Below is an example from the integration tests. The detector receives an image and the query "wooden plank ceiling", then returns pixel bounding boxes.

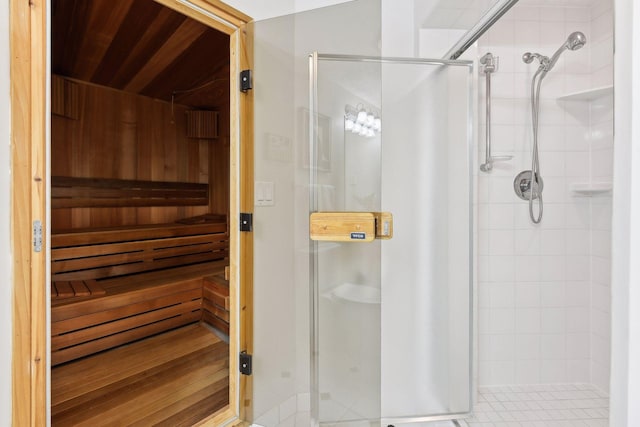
[52,0,230,110]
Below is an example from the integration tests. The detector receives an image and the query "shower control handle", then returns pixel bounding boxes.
[514,170,544,201]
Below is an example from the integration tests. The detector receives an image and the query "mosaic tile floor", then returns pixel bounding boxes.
[254,384,609,427]
[467,383,609,427]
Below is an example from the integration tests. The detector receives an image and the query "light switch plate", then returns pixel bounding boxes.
[255,181,275,206]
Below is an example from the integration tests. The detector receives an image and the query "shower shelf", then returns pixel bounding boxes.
[298,242,341,253]
[558,85,613,102]
[571,182,613,196]
[323,283,381,304]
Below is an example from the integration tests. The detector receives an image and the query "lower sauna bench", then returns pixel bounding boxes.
[202,274,231,335]
[50,220,229,366]
[51,264,226,366]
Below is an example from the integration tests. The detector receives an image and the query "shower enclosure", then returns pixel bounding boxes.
[250,0,613,426]
[309,53,473,425]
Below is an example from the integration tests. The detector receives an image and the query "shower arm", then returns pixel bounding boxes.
[479,53,512,173]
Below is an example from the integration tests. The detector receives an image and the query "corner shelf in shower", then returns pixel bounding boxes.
[298,242,341,254]
[557,85,614,102]
[571,182,613,196]
[322,283,381,304]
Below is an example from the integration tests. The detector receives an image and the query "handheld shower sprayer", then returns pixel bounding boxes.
[565,31,587,50]
[521,31,587,73]
[546,31,587,71]
[515,31,587,224]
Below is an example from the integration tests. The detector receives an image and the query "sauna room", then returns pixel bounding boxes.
[49,0,233,424]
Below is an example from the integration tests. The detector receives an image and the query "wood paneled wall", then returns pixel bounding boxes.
[210,108,230,215]
[51,76,229,230]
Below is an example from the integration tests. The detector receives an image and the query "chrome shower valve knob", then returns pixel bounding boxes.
[514,170,544,201]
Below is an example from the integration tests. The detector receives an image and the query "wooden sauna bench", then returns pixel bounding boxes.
[51,217,229,366]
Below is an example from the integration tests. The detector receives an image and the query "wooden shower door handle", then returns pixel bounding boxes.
[309,212,393,242]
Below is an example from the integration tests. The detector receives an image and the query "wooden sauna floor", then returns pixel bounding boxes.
[51,324,229,427]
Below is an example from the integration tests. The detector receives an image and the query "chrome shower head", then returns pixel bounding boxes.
[522,32,588,71]
[565,31,587,51]
[546,31,587,71]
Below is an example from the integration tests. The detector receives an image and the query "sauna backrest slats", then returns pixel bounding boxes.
[51,176,209,208]
[52,241,227,275]
[52,249,227,281]
[52,235,226,262]
[52,220,227,247]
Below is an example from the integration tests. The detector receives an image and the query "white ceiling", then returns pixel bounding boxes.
[415,0,495,30]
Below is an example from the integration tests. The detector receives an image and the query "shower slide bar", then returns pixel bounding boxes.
[480,52,512,173]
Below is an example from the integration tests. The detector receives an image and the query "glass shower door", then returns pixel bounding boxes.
[310,54,473,425]
[310,55,384,424]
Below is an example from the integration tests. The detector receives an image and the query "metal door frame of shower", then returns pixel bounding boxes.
[308,52,475,426]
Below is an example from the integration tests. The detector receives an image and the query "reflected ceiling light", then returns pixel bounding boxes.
[345,118,355,131]
[366,113,374,126]
[373,117,381,132]
[344,104,380,138]
[357,109,368,125]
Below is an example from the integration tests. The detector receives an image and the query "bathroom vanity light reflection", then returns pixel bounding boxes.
[344,104,381,138]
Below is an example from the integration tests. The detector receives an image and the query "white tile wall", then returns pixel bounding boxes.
[477,0,613,390]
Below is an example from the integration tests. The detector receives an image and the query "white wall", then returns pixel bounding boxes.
[294,0,355,14]
[0,0,12,423]
[220,0,295,21]
[252,12,298,425]
[589,0,614,393]
[381,0,414,56]
[611,1,640,425]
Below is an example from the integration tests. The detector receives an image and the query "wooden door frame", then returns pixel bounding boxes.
[9,0,254,425]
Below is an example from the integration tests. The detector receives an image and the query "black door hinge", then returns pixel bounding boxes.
[239,351,252,375]
[240,70,252,92]
[240,212,253,232]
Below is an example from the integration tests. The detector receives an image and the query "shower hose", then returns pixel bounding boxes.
[529,66,546,224]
